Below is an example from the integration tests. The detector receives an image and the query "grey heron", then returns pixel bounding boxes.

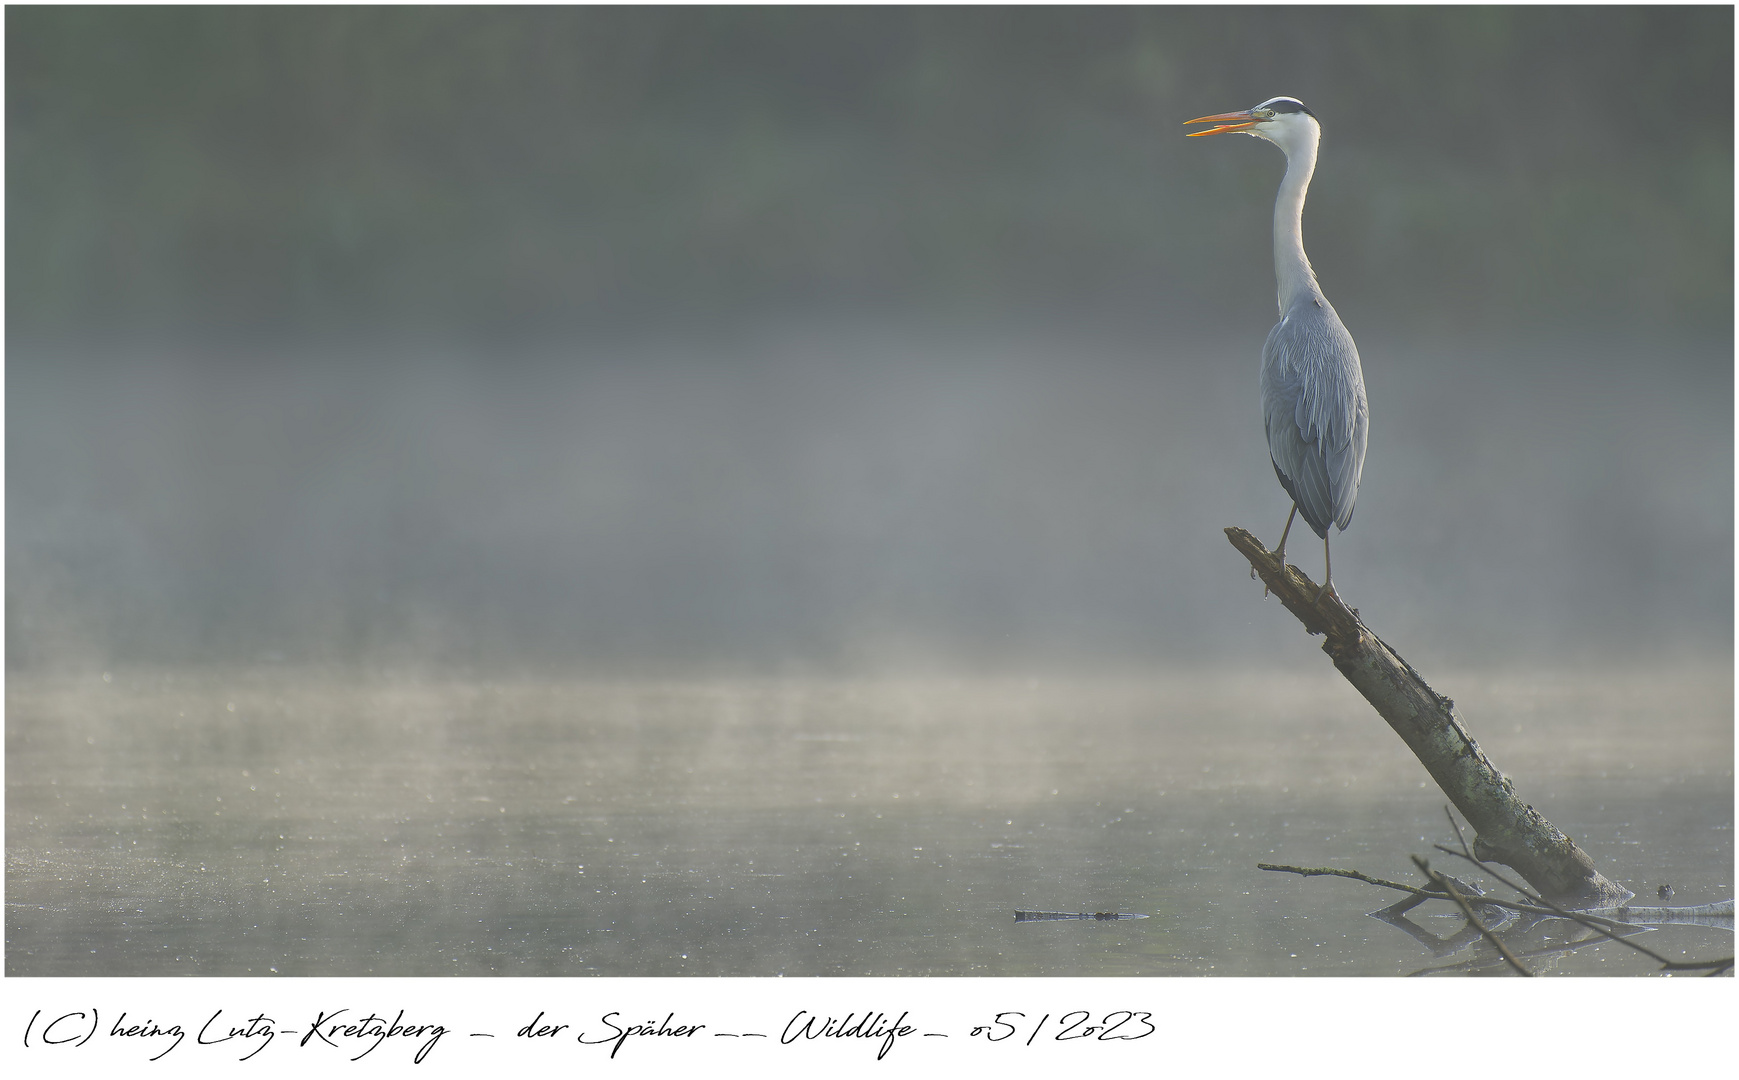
[1186,97,1368,599]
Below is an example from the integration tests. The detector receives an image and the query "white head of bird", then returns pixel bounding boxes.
[1184,96,1319,157]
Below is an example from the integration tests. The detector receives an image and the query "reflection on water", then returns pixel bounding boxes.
[7,665,1731,976]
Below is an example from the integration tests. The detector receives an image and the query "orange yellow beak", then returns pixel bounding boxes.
[1184,109,1260,136]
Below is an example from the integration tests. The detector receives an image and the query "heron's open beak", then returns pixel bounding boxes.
[1184,110,1260,136]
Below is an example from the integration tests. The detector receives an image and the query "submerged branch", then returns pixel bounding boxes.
[1260,813,1732,975]
[1259,861,1710,937]
[1430,836,1735,974]
[1412,854,1532,975]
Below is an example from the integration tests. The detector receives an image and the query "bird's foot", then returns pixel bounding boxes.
[1313,580,1336,603]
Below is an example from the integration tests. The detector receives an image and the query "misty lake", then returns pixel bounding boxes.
[9,4,1734,995]
[7,661,1730,977]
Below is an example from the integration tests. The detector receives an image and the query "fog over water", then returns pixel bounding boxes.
[7,322,1732,675]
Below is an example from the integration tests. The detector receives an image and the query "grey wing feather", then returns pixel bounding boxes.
[1260,300,1368,538]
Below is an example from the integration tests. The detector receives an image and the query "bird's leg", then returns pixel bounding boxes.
[1274,504,1298,562]
[1314,535,1335,602]
[1259,505,1300,592]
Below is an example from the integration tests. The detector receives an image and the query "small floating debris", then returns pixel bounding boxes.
[1013,910,1149,921]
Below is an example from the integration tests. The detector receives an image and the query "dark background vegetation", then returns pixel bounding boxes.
[8,6,1732,336]
[7,6,1733,672]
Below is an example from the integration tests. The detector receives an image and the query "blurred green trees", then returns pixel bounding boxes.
[7,6,1731,339]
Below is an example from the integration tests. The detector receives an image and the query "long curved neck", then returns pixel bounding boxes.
[1272,134,1322,313]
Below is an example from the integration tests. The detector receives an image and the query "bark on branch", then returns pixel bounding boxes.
[1226,525,1630,907]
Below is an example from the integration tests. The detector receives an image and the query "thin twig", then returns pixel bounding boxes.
[1444,805,1473,859]
[1258,863,1459,899]
[1412,855,1532,976]
[1259,862,1578,919]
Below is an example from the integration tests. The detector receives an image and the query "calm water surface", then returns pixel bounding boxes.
[7,665,1731,976]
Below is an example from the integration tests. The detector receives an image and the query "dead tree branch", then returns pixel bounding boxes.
[1227,525,1628,906]
[1257,862,1442,898]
